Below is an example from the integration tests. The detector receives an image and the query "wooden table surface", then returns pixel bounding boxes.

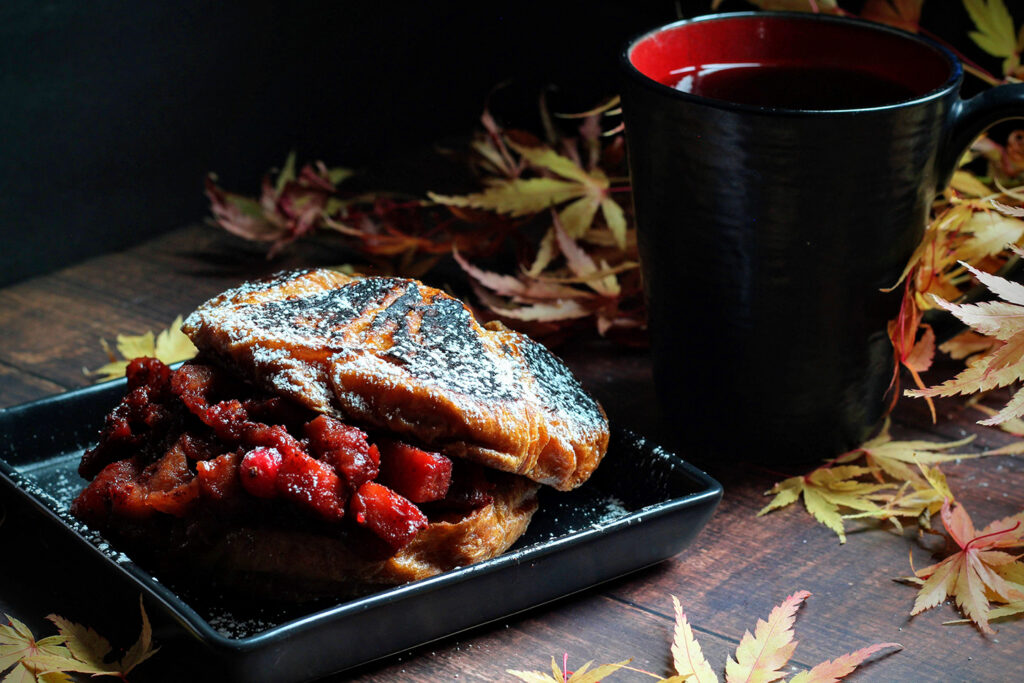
[1,223,1021,682]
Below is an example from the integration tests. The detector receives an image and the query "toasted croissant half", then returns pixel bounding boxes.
[72,270,608,598]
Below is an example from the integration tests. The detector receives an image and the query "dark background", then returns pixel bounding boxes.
[0,1,999,286]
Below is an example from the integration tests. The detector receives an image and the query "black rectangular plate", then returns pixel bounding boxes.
[0,381,722,682]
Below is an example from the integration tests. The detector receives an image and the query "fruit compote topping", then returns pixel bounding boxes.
[72,358,494,554]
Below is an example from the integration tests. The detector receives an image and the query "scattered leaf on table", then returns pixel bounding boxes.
[670,595,718,683]
[787,642,905,683]
[725,589,808,683]
[904,499,1024,633]
[834,419,977,486]
[507,656,629,682]
[87,315,197,382]
[510,593,899,682]
[670,592,900,683]
[759,466,890,543]
[0,600,157,681]
[864,463,954,531]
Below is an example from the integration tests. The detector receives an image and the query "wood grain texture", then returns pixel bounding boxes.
[0,224,1021,682]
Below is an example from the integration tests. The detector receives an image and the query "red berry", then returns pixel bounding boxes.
[350,482,428,550]
[239,447,283,499]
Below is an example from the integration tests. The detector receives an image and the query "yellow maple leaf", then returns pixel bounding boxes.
[0,600,157,681]
[964,0,1020,74]
[87,315,197,382]
[835,419,978,486]
[429,138,627,248]
[951,169,996,197]
[845,464,953,532]
[507,656,630,682]
[759,465,891,543]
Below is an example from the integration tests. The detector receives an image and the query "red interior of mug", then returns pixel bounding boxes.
[628,14,953,107]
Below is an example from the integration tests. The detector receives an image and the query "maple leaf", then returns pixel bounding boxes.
[845,464,953,532]
[0,616,72,680]
[759,465,891,543]
[429,137,628,248]
[552,213,621,297]
[964,0,1021,75]
[87,315,197,382]
[785,643,903,683]
[667,593,900,683]
[906,500,1024,633]
[724,590,807,683]
[939,330,999,361]
[953,209,1024,264]
[507,655,629,683]
[887,282,936,419]
[205,177,286,244]
[834,419,977,487]
[950,169,995,198]
[887,197,1024,315]
[669,595,718,683]
[1,600,157,681]
[906,256,1024,424]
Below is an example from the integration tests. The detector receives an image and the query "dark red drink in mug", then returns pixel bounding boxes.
[620,12,1024,461]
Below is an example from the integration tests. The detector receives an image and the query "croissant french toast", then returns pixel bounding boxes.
[71,271,609,598]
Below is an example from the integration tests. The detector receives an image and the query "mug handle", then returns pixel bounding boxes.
[940,84,1024,189]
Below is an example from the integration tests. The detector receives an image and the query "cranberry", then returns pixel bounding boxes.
[239,447,283,499]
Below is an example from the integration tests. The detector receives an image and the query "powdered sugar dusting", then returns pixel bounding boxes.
[182,270,609,489]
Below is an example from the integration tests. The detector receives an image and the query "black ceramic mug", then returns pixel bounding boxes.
[620,12,1024,461]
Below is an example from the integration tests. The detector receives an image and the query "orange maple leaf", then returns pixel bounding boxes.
[887,280,936,419]
[908,499,1024,634]
[669,592,900,683]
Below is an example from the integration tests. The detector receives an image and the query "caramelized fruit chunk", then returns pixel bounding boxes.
[276,452,347,522]
[378,440,452,503]
[304,415,379,488]
[71,460,142,523]
[239,446,282,499]
[79,358,179,479]
[350,482,428,551]
[196,452,243,501]
[146,480,200,517]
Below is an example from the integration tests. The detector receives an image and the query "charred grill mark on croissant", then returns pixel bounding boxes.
[183,270,609,491]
